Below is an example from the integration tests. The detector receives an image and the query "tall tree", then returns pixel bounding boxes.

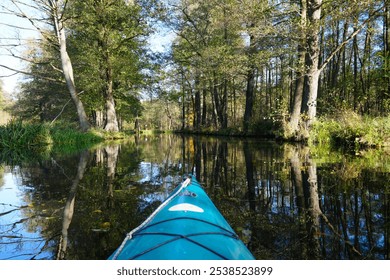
[3,0,91,131]
[172,0,247,130]
[287,0,307,138]
[302,0,322,128]
[287,0,384,138]
[12,42,71,122]
[70,0,149,132]
[385,0,390,101]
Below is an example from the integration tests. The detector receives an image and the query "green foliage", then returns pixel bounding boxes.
[249,119,280,137]
[0,121,104,159]
[310,112,390,150]
[0,120,52,150]
[11,38,75,123]
[140,98,181,131]
[68,0,151,124]
[5,0,390,137]
[50,123,103,147]
[13,0,156,128]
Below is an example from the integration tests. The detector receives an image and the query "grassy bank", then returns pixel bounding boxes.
[310,112,390,150]
[0,121,104,151]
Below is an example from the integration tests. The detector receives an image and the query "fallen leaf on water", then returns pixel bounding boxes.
[101,222,110,228]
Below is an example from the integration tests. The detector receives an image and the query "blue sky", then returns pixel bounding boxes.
[0,0,40,95]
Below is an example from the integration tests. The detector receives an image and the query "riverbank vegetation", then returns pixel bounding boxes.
[310,113,390,150]
[0,0,389,149]
[0,121,103,151]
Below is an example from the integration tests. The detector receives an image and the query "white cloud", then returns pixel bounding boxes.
[148,28,176,53]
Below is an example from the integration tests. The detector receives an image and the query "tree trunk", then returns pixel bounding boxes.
[134,116,140,133]
[384,2,390,113]
[222,79,228,129]
[181,73,186,130]
[353,34,359,111]
[288,0,307,137]
[102,42,119,132]
[244,68,255,133]
[303,0,322,128]
[56,17,90,131]
[104,91,119,132]
[341,20,349,100]
[194,77,201,130]
[92,110,104,128]
[306,70,321,126]
[201,88,207,126]
[289,65,305,134]
[212,76,221,128]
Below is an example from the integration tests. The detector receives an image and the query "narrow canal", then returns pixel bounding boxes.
[1,134,389,259]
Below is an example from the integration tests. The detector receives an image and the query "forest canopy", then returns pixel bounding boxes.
[0,0,389,140]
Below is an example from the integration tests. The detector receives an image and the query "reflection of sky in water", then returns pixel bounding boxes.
[1,173,21,206]
[137,162,182,210]
[0,158,185,259]
[138,162,161,184]
[0,172,51,260]
[0,136,388,260]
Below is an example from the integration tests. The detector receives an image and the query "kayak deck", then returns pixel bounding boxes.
[109,176,255,260]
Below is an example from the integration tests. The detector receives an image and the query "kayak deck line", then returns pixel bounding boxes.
[129,232,236,260]
[135,216,239,238]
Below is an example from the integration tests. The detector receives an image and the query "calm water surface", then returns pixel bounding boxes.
[0,134,389,259]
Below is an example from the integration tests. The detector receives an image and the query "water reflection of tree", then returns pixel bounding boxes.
[1,135,389,259]
[57,151,89,259]
[1,137,177,259]
[290,145,321,259]
[105,145,119,208]
[187,137,389,259]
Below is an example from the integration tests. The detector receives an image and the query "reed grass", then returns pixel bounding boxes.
[0,120,104,151]
[0,120,52,149]
[310,112,390,150]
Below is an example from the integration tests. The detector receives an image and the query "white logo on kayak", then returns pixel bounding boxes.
[168,203,204,213]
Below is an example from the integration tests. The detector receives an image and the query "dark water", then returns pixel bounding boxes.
[0,134,389,260]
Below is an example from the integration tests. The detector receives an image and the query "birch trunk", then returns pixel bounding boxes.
[303,0,322,128]
[57,151,89,259]
[52,1,90,131]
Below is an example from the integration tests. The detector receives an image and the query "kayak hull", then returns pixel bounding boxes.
[109,176,255,260]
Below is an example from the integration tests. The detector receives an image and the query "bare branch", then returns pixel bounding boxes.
[0,72,19,78]
[7,0,53,42]
[2,51,54,67]
[50,91,84,125]
[319,4,385,72]
[0,22,38,32]
[0,205,29,217]
[0,63,64,83]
